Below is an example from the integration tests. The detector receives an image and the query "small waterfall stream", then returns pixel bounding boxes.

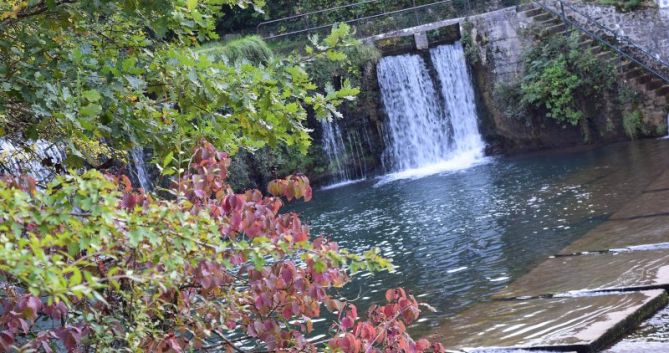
[129,147,152,192]
[320,120,368,188]
[377,42,487,182]
[321,120,351,184]
[0,139,64,184]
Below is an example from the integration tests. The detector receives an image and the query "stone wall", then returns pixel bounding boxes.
[568,1,669,63]
[462,2,669,153]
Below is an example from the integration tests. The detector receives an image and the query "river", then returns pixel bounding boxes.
[290,139,669,337]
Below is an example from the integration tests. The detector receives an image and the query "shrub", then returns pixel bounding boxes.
[198,36,274,65]
[598,0,643,12]
[518,32,615,133]
[494,82,530,123]
[461,21,480,65]
[622,109,645,138]
[0,140,444,353]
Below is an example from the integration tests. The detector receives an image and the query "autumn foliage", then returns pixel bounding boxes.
[0,140,443,352]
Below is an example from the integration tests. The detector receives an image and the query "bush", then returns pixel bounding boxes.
[494,82,530,123]
[622,109,646,138]
[518,32,615,132]
[461,21,480,65]
[598,0,643,12]
[0,140,444,353]
[306,41,381,91]
[198,36,274,65]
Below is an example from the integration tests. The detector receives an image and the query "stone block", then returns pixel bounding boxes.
[414,32,429,50]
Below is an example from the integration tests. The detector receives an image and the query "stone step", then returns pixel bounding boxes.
[626,67,645,79]
[656,85,669,96]
[516,3,537,12]
[647,77,665,90]
[537,17,562,27]
[432,290,666,352]
[532,12,554,22]
[621,60,638,71]
[579,38,595,47]
[520,7,544,17]
[636,74,657,85]
[493,247,669,299]
[652,94,668,106]
[596,51,614,61]
[543,23,567,36]
[590,44,605,54]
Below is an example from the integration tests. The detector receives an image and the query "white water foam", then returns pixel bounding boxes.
[375,150,490,186]
[319,178,366,190]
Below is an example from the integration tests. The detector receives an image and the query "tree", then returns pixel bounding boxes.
[0,0,358,168]
[0,140,444,353]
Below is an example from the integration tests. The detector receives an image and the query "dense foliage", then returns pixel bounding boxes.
[521,32,615,127]
[0,140,444,353]
[597,0,643,12]
[0,0,358,169]
[197,36,275,65]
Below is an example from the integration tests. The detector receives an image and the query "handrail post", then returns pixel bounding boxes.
[559,0,569,31]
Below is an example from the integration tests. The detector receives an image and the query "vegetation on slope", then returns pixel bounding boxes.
[0,1,444,352]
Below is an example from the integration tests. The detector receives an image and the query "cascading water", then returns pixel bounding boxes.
[129,147,152,192]
[377,42,487,183]
[0,139,64,185]
[431,43,486,158]
[320,120,368,188]
[377,54,452,172]
[321,120,352,184]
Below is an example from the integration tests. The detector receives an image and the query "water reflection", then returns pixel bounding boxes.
[288,140,669,336]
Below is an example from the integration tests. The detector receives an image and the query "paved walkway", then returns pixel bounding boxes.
[430,169,669,352]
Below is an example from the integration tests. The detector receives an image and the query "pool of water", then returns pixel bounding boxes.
[288,139,669,336]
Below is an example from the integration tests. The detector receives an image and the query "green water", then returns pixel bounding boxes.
[289,140,669,335]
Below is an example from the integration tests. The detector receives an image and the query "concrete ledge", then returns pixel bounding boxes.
[558,215,669,255]
[610,190,669,220]
[432,290,667,353]
[493,249,669,299]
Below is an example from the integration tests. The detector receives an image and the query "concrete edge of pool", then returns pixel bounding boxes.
[432,169,669,352]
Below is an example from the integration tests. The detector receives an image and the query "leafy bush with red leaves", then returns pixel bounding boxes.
[0,140,443,353]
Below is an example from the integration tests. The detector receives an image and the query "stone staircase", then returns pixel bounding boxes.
[516,1,669,123]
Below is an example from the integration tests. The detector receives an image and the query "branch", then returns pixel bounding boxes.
[1,0,77,26]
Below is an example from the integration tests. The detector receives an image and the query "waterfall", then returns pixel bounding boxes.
[377,54,451,171]
[377,42,487,183]
[321,120,351,184]
[431,43,486,157]
[0,139,64,185]
[129,147,152,192]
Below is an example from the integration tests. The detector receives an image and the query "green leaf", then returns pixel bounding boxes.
[82,89,101,102]
[79,104,102,118]
[69,267,82,287]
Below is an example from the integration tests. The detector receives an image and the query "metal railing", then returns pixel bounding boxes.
[257,0,518,41]
[534,0,669,84]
